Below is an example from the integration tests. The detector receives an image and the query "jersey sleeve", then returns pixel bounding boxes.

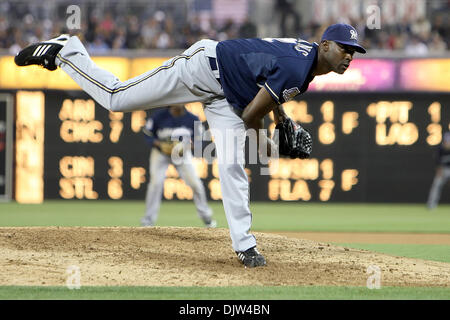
[264,57,306,104]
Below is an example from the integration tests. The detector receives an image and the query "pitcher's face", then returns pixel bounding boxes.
[323,40,355,74]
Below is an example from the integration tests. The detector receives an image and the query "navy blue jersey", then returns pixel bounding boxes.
[143,109,201,147]
[216,38,318,110]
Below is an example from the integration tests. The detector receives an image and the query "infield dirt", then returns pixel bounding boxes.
[1,227,449,287]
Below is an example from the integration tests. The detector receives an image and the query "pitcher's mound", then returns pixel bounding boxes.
[1,227,449,287]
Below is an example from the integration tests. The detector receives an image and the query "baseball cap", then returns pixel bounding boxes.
[321,23,367,54]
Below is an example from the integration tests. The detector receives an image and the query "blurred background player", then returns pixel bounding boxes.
[427,131,450,210]
[141,105,216,228]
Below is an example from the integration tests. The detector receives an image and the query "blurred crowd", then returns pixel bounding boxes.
[302,15,448,56]
[0,0,448,56]
[0,0,257,55]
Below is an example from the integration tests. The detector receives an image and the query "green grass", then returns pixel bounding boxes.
[335,243,450,263]
[0,286,449,300]
[1,201,450,233]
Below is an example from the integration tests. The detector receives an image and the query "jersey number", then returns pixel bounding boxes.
[262,38,313,57]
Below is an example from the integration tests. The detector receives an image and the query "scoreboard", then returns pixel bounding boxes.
[0,94,12,201]
[11,89,450,203]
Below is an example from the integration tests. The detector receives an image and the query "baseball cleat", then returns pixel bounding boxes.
[205,219,217,228]
[14,34,69,71]
[236,246,266,268]
[140,218,154,227]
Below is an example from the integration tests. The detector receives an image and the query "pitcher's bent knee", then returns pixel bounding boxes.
[109,96,126,112]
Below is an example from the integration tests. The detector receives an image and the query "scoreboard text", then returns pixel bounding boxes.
[13,90,450,203]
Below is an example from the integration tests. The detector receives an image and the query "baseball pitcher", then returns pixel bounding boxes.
[15,23,366,267]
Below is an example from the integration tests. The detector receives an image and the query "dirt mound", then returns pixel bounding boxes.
[0,227,449,287]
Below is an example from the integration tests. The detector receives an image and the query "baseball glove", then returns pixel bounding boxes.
[275,118,312,159]
[159,141,183,157]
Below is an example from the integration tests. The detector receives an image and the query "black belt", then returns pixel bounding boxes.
[208,57,221,86]
[208,56,218,70]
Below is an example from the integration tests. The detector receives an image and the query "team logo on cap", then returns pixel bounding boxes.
[350,29,358,40]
